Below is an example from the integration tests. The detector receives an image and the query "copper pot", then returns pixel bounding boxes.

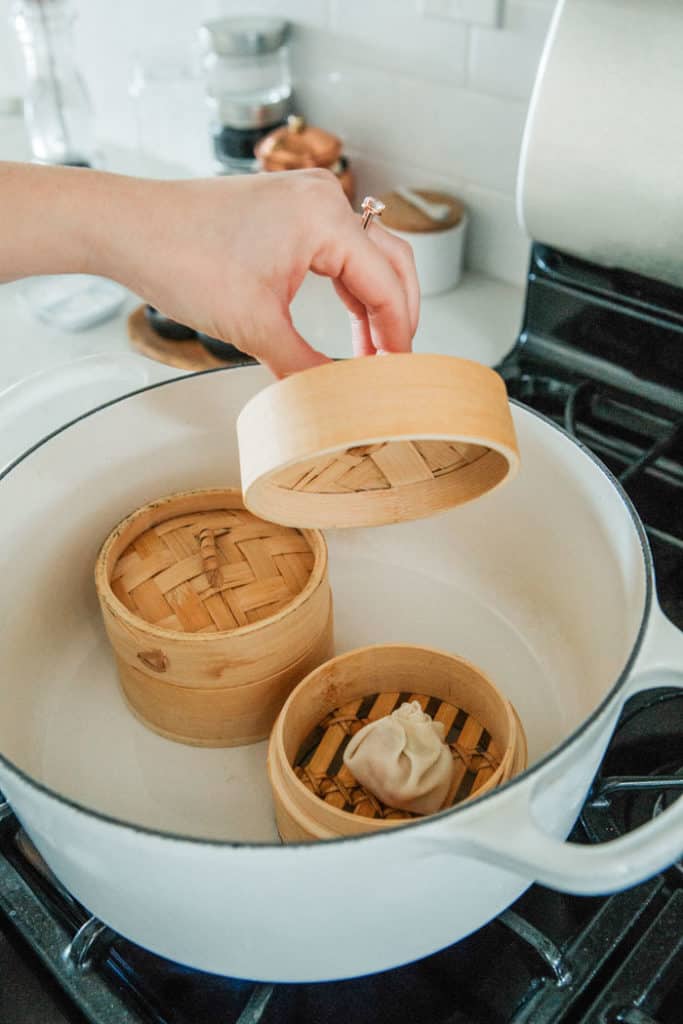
[254,115,354,202]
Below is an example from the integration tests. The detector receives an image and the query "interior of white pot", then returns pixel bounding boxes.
[0,365,647,841]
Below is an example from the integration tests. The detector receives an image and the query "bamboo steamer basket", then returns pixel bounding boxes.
[117,610,333,747]
[237,354,520,529]
[95,488,331,746]
[268,644,527,842]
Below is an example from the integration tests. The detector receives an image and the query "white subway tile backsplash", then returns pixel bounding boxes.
[461,180,529,285]
[0,0,22,103]
[327,0,467,84]
[467,12,549,100]
[240,1,542,283]
[71,0,329,152]
[420,0,502,29]
[206,0,330,28]
[503,1,555,33]
[395,78,527,196]
[292,47,527,194]
[10,0,545,285]
[340,151,459,214]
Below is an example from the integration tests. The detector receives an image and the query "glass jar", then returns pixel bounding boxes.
[12,0,96,167]
[199,16,292,174]
[11,2,124,331]
[128,46,212,175]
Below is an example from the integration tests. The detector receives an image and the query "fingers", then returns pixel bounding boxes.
[240,296,331,378]
[286,171,418,359]
[260,324,330,378]
[312,206,418,355]
[334,230,414,354]
[365,223,420,338]
[332,279,375,357]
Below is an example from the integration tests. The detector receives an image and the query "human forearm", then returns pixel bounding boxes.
[0,161,124,282]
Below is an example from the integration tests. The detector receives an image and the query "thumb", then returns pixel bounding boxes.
[256,310,331,379]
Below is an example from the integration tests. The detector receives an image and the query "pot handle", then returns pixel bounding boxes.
[626,600,683,698]
[431,605,683,895]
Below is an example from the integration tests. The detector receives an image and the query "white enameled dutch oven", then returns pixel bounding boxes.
[0,360,681,982]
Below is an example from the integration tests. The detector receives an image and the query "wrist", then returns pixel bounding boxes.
[0,162,157,283]
[78,170,160,287]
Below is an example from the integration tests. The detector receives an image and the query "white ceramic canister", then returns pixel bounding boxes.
[380,189,467,296]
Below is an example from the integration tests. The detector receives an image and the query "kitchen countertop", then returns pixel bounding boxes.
[0,269,524,396]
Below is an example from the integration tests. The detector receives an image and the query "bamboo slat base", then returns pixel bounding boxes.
[294,690,504,820]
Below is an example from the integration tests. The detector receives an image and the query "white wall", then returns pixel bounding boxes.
[0,0,21,108]
[1,0,557,284]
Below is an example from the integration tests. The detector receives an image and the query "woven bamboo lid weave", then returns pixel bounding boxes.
[238,354,520,529]
[108,493,316,634]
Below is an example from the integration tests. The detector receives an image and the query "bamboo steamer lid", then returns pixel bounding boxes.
[237,353,519,529]
[101,491,321,640]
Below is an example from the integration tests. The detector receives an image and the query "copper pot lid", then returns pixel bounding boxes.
[254,115,343,171]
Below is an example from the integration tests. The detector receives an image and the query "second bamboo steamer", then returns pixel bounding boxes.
[95,488,332,746]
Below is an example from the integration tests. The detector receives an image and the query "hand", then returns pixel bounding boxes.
[1,162,419,377]
[102,169,419,376]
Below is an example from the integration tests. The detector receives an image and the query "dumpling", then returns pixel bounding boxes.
[343,701,454,815]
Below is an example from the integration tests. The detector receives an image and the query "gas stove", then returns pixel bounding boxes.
[500,245,683,632]
[0,692,680,1024]
[0,243,680,1023]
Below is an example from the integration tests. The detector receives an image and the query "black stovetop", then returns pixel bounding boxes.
[0,244,680,1024]
[500,245,683,632]
[0,684,680,1024]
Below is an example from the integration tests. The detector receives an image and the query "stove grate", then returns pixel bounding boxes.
[576,890,683,1024]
